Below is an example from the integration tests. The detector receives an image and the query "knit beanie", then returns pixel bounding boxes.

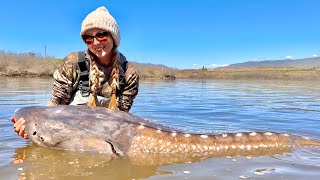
[80,6,120,47]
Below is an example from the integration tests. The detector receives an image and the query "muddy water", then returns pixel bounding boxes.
[0,77,319,179]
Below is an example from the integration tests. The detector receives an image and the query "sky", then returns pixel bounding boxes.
[1,0,320,69]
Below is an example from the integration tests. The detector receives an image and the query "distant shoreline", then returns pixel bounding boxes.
[0,72,53,77]
[2,52,320,80]
[2,67,320,81]
[175,67,320,81]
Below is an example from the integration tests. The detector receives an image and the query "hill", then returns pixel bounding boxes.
[225,57,320,68]
[131,62,176,79]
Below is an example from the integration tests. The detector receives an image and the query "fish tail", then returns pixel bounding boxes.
[297,137,320,147]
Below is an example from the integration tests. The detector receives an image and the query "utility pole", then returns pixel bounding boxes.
[44,45,47,58]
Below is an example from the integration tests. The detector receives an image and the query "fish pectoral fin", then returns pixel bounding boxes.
[105,140,123,156]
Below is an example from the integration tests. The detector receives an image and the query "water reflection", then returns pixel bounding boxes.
[12,145,170,180]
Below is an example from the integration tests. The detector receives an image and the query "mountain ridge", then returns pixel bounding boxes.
[225,57,320,68]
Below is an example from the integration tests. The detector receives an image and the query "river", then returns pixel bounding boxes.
[0,77,319,179]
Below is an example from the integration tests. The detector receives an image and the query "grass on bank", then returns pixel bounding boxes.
[1,51,320,80]
[0,51,176,79]
[177,67,320,80]
[0,51,59,76]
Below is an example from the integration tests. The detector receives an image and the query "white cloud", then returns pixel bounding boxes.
[312,54,318,57]
[285,55,293,59]
[192,64,201,68]
[208,64,229,68]
[191,63,229,69]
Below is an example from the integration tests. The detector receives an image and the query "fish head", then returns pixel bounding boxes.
[27,118,72,147]
[14,106,80,147]
[14,106,122,156]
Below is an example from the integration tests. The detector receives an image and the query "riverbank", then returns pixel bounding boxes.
[0,51,176,79]
[2,51,320,80]
[0,52,59,77]
[3,66,320,81]
[176,67,320,80]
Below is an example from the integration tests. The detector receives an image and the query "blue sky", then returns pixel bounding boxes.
[1,0,320,69]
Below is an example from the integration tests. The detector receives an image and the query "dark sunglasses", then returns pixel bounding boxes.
[82,31,110,44]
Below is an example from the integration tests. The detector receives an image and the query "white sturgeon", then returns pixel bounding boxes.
[14,105,320,165]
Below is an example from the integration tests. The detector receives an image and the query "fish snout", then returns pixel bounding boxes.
[26,122,53,146]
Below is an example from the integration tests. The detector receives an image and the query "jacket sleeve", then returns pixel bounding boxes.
[118,62,139,111]
[50,53,78,105]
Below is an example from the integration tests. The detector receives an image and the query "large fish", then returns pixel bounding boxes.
[14,105,320,165]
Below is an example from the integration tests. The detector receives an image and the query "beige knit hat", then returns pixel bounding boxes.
[80,6,120,47]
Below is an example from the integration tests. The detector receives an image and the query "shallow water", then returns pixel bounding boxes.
[0,77,319,179]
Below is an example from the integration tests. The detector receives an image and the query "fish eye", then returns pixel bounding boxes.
[33,131,37,135]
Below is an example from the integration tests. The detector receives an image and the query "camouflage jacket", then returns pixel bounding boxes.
[50,50,139,111]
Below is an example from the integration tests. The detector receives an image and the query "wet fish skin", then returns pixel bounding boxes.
[14,105,320,165]
[15,105,147,156]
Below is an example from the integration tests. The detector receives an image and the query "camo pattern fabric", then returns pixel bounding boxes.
[50,50,139,111]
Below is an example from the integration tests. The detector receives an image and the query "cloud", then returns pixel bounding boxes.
[191,63,229,69]
[285,55,293,59]
[191,64,201,68]
[208,64,229,68]
[312,54,318,57]
[191,64,229,68]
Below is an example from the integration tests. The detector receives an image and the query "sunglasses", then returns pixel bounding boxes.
[82,31,110,44]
